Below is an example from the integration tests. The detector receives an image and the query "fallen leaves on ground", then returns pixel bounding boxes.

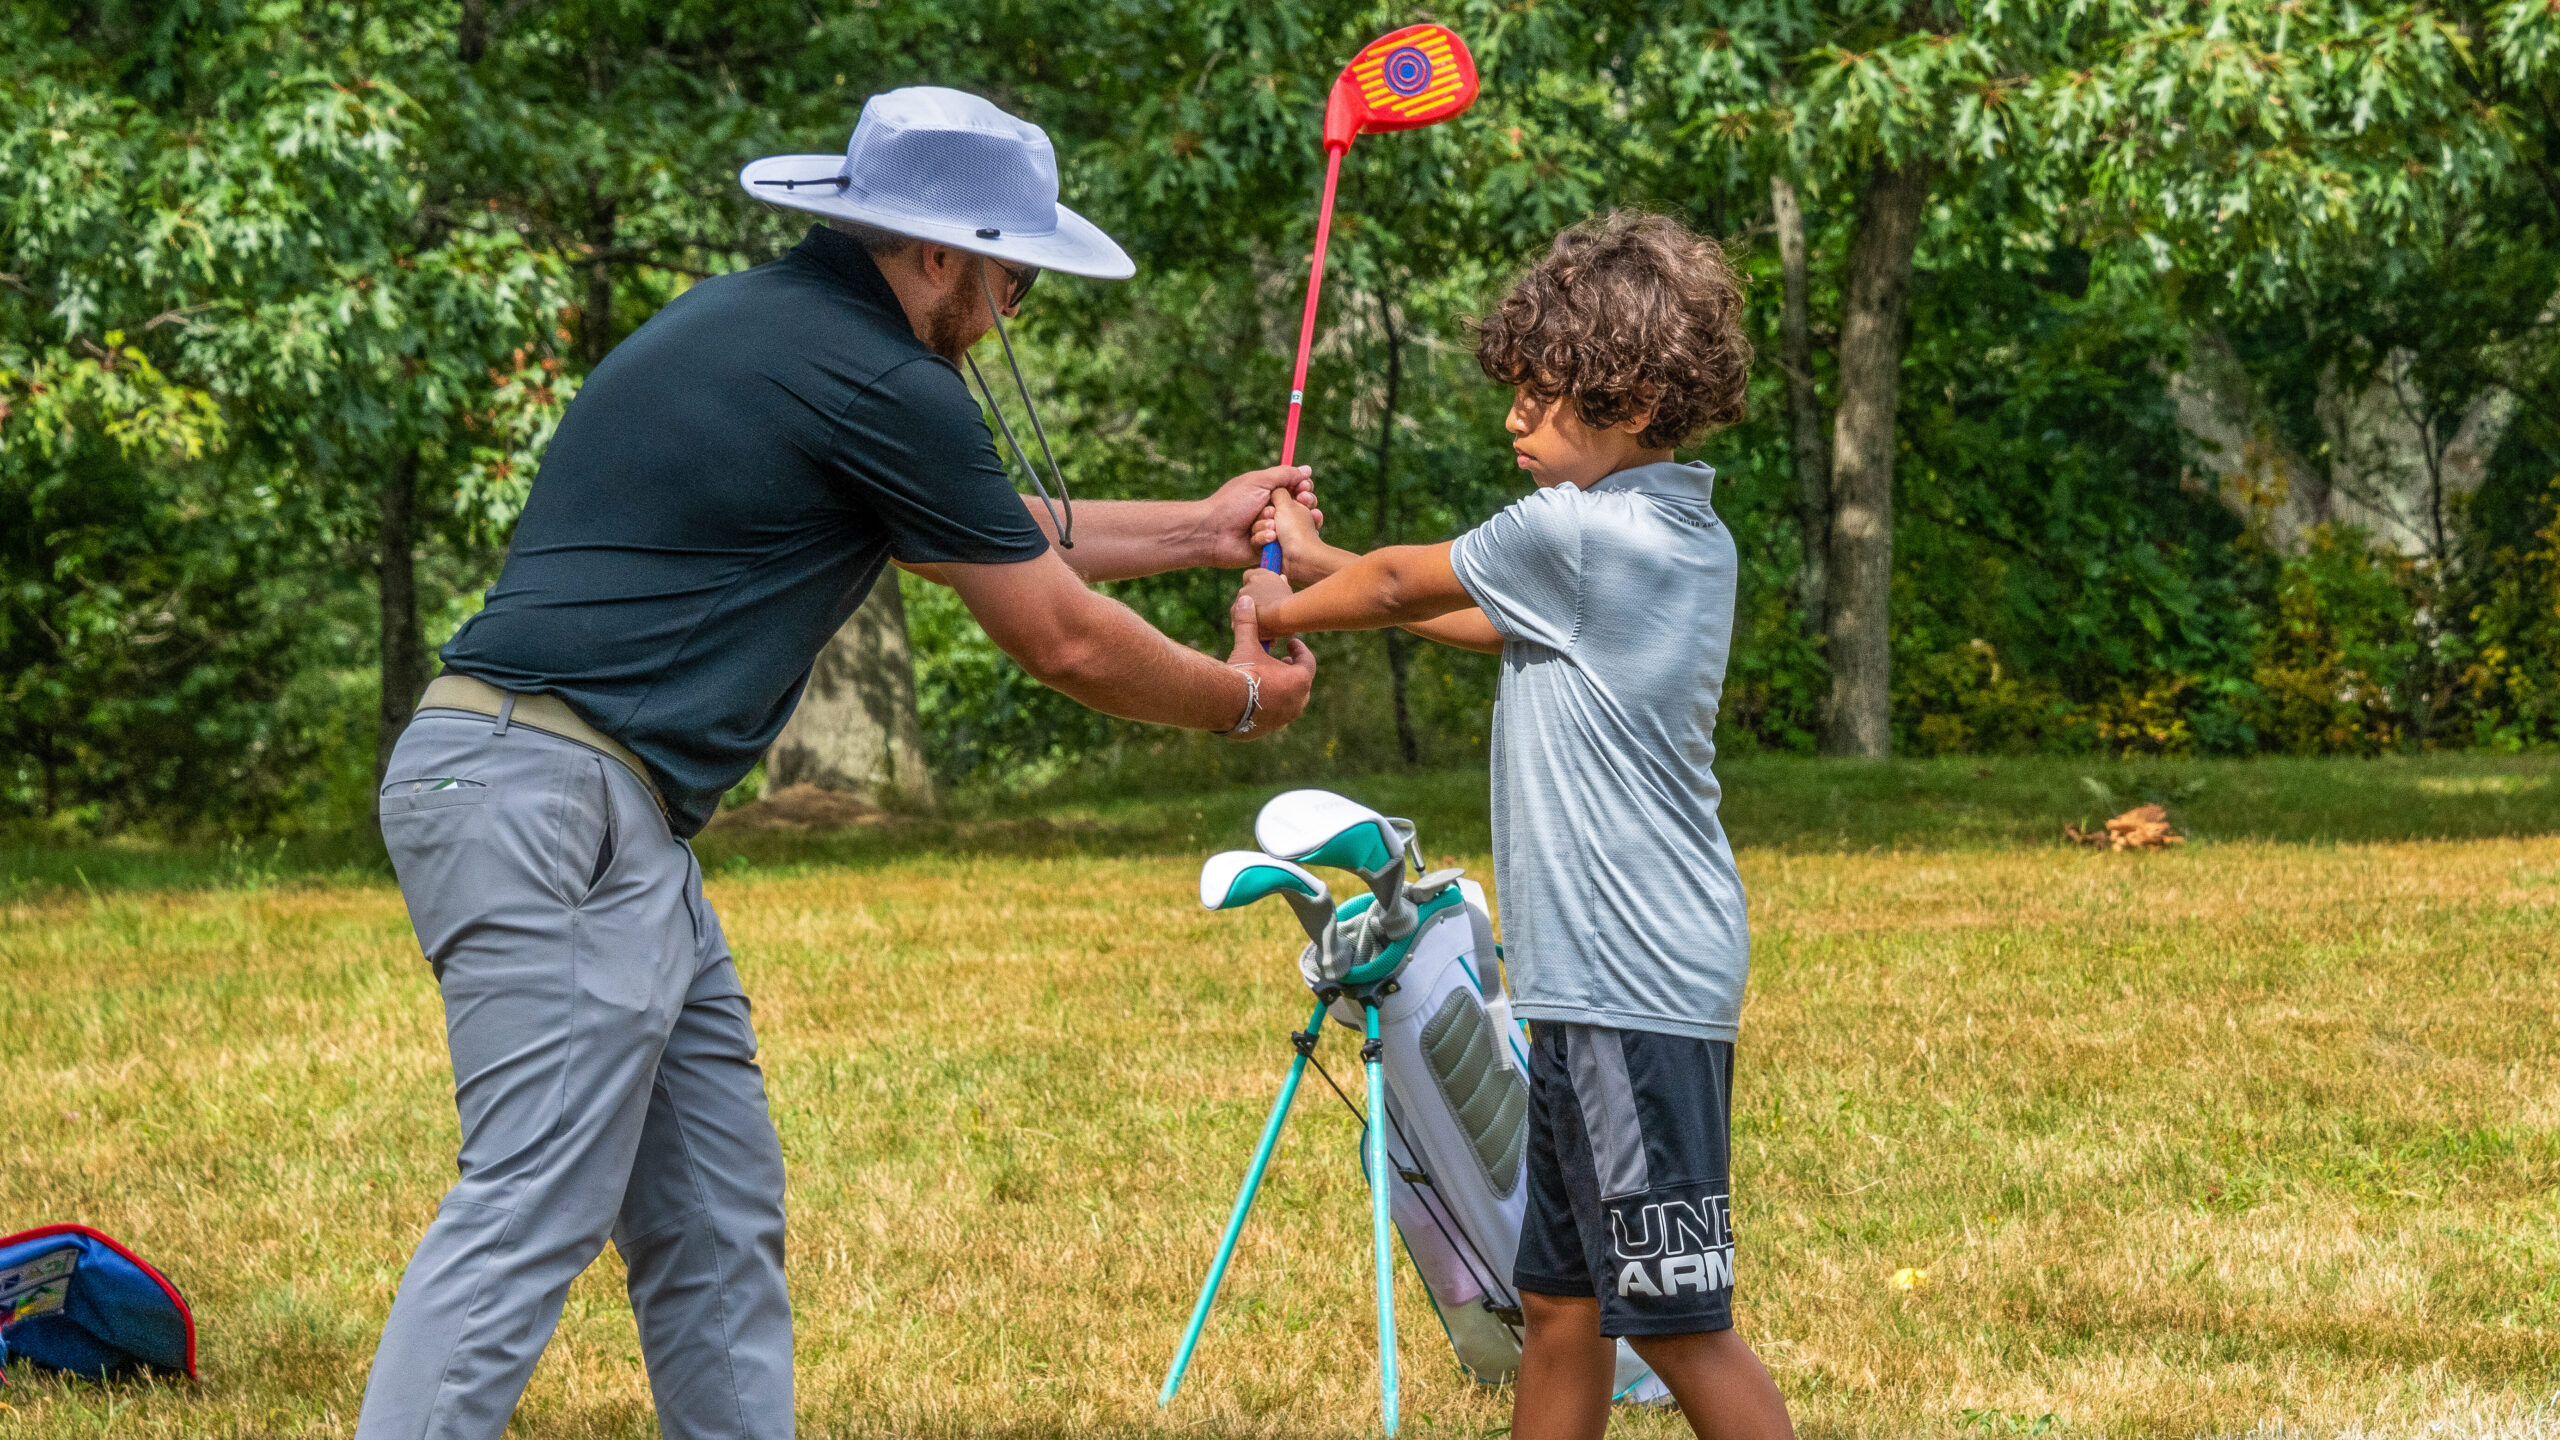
[2066,802,2184,851]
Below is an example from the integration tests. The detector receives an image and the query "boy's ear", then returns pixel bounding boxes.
[1613,405,1656,437]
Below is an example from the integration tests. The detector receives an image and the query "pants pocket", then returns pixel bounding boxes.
[564,755,619,907]
[380,786,501,966]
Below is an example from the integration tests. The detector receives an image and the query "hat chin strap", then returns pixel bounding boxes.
[964,266,1074,550]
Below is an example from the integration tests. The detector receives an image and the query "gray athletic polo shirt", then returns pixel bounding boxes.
[1449,460,1747,1042]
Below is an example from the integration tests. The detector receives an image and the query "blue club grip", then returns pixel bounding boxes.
[1252,541,1285,655]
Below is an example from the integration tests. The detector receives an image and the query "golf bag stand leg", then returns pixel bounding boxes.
[1363,997,1401,1436]
[1159,998,1333,1408]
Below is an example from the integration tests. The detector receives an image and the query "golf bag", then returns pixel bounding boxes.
[1314,875,1668,1403]
[0,1224,196,1381]
[1174,791,1672,1419]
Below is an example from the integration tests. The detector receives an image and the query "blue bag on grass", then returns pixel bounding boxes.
[0,1225,196,1381]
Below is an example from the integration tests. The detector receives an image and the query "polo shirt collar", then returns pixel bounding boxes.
[1591,460,1716,502]
[790,224,903,312]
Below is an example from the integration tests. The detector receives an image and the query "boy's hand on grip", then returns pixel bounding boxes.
[1235,568,1296,644]
[1257,490,1337,585]
[1237,565,1292,614]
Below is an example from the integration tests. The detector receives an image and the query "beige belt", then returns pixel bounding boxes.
[416,674,668,819]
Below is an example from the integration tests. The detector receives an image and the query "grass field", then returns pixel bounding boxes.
[0,758,2556,1436]
[17,751,2560,898]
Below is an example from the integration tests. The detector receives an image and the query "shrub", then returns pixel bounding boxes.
[2241,528,2418,755]
[2458,479,2560,749]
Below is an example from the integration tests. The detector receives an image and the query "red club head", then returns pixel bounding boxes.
[1322,23,1480,154]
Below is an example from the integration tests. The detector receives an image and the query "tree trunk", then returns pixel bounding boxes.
[376,448,428,794]
[1771,174,1833,639]
[1383,628,1420,767]
[1372,289,1418,767]
[457,0,487,62]
[768,575,936,811]
[582,181,617,365]
[1819,158,1932,759]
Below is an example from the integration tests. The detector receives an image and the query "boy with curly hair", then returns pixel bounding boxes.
[1244,210,1791,1440]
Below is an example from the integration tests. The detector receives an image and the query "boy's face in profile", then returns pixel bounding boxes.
[1505,388,1671,491]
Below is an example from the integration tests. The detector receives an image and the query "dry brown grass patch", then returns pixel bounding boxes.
[0,839,2551,1436]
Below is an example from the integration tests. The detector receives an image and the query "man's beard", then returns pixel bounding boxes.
[923,262,984,361]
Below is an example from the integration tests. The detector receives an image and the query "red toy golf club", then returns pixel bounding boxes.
[1261,24,1481,574]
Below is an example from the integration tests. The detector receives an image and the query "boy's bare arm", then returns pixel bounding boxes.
[1259,491,1504,654]
[1253,541,1475,637]
[1402,609,1505,654]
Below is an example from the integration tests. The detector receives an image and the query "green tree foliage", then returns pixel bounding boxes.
[3,3,575,829]
[12,0,2560,833]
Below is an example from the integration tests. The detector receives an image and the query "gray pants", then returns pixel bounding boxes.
[358,711,792,1440]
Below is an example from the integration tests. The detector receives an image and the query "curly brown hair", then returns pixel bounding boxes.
[1475,210,1752,450]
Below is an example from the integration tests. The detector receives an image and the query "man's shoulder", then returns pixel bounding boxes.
[659,255,956,408]
[649,257,825,325]
[685,251,915,342]
[847,347,977,436]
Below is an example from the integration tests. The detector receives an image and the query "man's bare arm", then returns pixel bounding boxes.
[1018,498,1216,583]
[1013,464,1323,582]
[935,549,1314,736]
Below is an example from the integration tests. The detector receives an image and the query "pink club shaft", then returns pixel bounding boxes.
[1264,145,1347,574]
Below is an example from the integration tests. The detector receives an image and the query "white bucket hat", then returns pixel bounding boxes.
[739,86,1134,280]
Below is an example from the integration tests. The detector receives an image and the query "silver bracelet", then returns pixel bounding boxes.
[1216,665,1261,738]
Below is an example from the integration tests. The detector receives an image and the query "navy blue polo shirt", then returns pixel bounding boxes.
[440,225,1049,836]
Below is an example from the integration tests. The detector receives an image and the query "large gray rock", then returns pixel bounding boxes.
[2173,328,2518,558]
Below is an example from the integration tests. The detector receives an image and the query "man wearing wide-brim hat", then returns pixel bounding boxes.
[356,87,1315,1439]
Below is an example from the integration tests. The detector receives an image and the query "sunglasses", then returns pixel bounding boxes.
[988,257,1040,311]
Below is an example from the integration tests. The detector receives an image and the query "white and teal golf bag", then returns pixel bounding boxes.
[1168,790,1668,1419]
[1315,872,1667,1401]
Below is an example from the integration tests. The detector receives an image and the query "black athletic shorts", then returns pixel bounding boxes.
[1514,1022,1736,1337]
